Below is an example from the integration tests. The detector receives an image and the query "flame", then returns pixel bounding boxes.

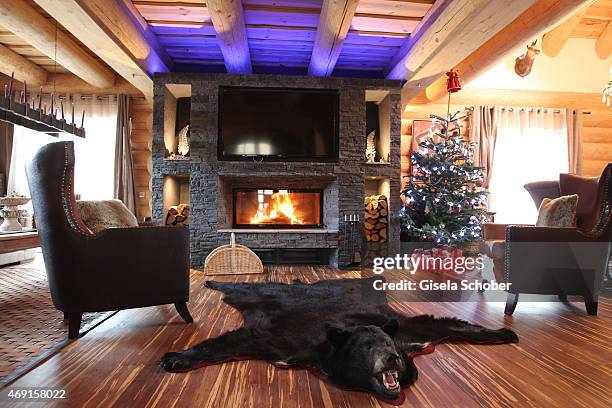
[250,192,304,225]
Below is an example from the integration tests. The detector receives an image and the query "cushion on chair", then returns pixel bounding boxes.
[559,173,599,229]
[76,199,138,234]
[536,194,578,227]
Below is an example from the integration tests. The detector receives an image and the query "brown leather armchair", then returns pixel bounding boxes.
[26,142,193,338]
[485,164,611,316]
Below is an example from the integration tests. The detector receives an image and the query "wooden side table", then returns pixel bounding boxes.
[0,231,40,254]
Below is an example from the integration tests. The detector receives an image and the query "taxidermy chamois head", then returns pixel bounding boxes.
[514,40,540,78]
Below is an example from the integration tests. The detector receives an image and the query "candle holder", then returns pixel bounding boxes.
[0,72,85,138]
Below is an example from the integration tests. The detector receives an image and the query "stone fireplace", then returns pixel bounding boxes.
[152,73,402,268]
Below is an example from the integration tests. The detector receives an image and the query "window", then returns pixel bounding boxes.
[488,108,568,224]
[7,96,117,204]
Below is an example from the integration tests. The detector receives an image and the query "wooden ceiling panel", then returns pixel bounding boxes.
[356,0,432,18]
[166,53,225,62]
[571,0,612,39]
[350,16,419,35]
[130,0,204,3]
[171,58,225,66]
[337,52,391,63]
[134,3,210,22]
[572,17,609,38]
[5,45,46,57]
[251,58,311,67]
[584,2,612,19]
[0,31,30,46]
[243,8,320,28]
[148,20,213,28]
[0,27,72,75]
[152,25,217,36]
[341,44,398,57]
[250,42,313,52]
[246,27,316,42]
[243,0,323,7]
[164,46,224,56]
[335,61,386,70]
[157,36,218,47]
[344,33,407,46]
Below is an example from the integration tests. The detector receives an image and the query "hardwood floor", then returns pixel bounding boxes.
[4,266,611,407]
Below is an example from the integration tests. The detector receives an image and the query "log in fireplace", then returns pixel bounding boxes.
[233,189,323,228]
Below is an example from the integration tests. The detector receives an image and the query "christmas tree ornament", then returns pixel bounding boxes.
[446,70,462,93]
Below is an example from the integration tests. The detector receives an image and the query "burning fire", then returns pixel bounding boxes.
[250,192,304,225]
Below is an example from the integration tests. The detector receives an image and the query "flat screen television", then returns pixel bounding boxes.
[218,87,339,161]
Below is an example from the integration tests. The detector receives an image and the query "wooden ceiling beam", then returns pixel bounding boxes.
[207,0,252,74]
[0,0,115,89]
[541,7,589,57]
[387,0,537,105]
[0,43,48,86]
[420,0,596,105]
[433,87,606,110]
[145,19,409,38]
[0,73,142,96]
[385,0,538,104]
[117,0,174,71]
[31,0,173,100]
[308,0,360,76]
[595,20,612,59]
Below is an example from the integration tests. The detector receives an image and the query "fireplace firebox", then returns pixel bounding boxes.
[233,189,323,228]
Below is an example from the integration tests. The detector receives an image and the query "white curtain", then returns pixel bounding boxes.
[8,95,117,204]
[488,107,568,224]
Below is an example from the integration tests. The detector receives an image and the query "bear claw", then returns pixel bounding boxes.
[497,328,519,343]
[160,352,196,372]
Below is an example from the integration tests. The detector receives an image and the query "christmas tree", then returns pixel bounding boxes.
[400,113,487,245]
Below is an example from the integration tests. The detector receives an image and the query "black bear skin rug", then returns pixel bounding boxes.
[161,277,518,405]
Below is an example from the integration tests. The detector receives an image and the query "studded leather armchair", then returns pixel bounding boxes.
[26,141,192,338]
[502,164,611,316]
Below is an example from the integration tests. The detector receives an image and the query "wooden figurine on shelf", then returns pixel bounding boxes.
[365,130,376,163]
[176,122,190,157]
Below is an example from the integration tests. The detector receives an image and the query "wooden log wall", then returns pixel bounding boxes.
[130,97,153,220]
[583,108,612,177]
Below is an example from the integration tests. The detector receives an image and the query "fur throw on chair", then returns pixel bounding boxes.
[76,199,138,234]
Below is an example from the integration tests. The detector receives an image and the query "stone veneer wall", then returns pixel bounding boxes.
[152,73,401,268]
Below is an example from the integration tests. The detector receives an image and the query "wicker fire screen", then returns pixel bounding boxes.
[203,233,264,275]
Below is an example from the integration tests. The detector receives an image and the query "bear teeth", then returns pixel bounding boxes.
[382,370,399,390]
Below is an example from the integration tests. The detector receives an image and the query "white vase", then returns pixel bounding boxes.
[0,196,31,232]
[0,206,24,232]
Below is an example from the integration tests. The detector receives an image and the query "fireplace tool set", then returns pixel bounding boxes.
[340,213,362,268]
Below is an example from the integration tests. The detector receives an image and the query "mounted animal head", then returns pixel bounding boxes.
[323,320,417,403]
[514,40,540,78]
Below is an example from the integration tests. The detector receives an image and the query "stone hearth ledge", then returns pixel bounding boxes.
[217,228,339,234]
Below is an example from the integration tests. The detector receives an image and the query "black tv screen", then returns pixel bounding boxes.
[218,87,339,161]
